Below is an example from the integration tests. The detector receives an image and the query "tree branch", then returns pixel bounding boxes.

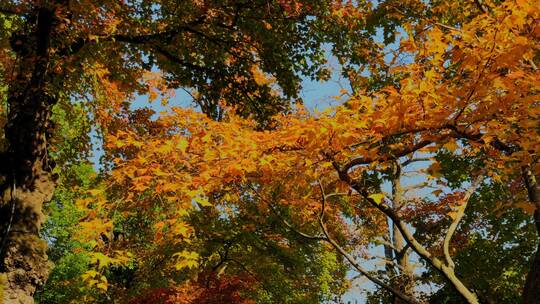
[474,0,488,13]
[443,175,483,269]
[0,7,18,15]
[333,161,480,304]
[401,157,432,167]
[0,3,25,16]
[58,15,209,56]
[316,180,420,304]
[152,45,207,73]
[343,139,437,172]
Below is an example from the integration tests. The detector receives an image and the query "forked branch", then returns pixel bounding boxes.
[333,161,480,304]
[316,180,421,304]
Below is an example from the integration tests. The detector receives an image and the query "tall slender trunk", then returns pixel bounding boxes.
[0,3,59,303]
[391,163,414,303]
[382,225,398,303]
[522,168,540,304]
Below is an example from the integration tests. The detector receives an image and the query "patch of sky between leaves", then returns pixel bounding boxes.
[88,44,346,169]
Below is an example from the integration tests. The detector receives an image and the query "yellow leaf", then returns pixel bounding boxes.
[96,282,108,291]
[194,196,212,207]
[173,221,192,238]
[81,270,99,281]
[156,141,174,154]
[368,193,385,204]
[173,250,199,270]
[443,139,459,152]
[88,189,103,196]
[96,276,108,291]
[91,252,112,269]
[201,133,212,143]
[177,139,188,152]
[262,20,272,30]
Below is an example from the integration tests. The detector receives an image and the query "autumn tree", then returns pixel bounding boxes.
[93,1,539,303]
[64,105,349,302]
[0,0,373,302]
[1,0,537,303]
[410,152,537,304]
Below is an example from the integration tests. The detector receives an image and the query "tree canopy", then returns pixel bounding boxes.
[0,0,539,303]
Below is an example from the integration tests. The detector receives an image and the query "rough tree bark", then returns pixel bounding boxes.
[0,2,61,303]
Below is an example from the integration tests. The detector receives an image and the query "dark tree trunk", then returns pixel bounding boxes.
[523,238,540,304]
[0,3,60,303]
[522,168,540,304]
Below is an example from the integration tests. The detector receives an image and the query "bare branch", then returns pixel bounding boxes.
[343,139,437,172]
[372,255,422,276]
[402,157,432,167]
[377,238,399,252]
[443,175,483,269]
[58,15,209,56]
[325,192,352,199]
[389,4,461,32]
[433,22,461,32]
[317,179,327,222]
[315,183,420,304]
[333,162,480,304]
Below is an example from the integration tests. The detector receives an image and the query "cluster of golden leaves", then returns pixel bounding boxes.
[78,0,539,292]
